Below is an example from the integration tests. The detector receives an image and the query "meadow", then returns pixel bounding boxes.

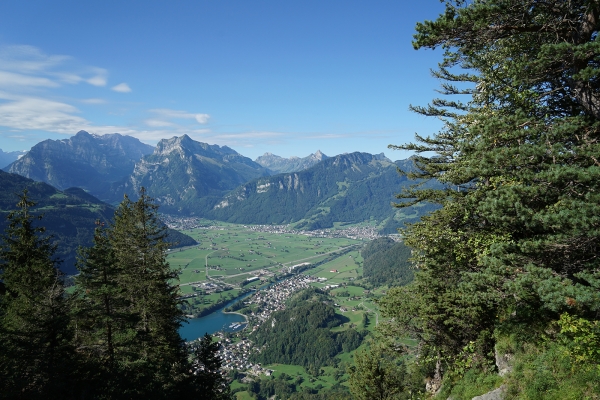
[167,221,362,296]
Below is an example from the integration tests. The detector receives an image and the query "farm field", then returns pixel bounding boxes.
[167,221,363,299]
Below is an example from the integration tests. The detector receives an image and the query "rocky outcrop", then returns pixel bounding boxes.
[495,346,514,377]
[5,131,153,200]
[472,385,505,400]
[110,135,270,213]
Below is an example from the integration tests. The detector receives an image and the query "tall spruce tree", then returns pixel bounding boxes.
[0,191,74,398]
[73,221,137,398]
[376,0,600,392]
[186,333,232,400]
[106,188,187,397]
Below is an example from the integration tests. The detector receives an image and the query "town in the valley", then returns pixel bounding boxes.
[187,273,320,376]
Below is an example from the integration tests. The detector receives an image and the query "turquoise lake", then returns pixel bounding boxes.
[178,292,251,341]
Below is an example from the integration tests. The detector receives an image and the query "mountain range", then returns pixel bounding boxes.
[255,150,328,173]
[208,152,438,231]
[5,131,154,201]
[0,149,27,169]
[108,134,270,212]
[3,131,438,235]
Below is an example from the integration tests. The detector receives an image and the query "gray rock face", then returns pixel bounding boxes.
[495,346,514,377]
[5,131,154,200]
[255,150,329,173]
[472,384,505,400]
[110,134,270,213]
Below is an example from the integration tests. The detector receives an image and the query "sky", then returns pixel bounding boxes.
[0,0,448,161]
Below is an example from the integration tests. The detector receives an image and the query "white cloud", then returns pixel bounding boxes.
[195,113,210,124]
[144,118,176,128]
[0,45,110,90]
[87,75,107,87]
[81,98,106,104]
[0,95,89,134]
[0,70,59,89]
[112,83,131,93]
[148,108,210,125]
[214,131,284,139]
[0,45,70,74]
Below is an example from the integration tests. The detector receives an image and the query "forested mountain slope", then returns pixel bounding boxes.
[361,237,413,287]
[0,170,195,275]
[250,288,365,370]
[208,152,439,230]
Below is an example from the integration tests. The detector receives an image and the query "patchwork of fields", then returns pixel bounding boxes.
[166,221,388,397]
[167,221,363,295]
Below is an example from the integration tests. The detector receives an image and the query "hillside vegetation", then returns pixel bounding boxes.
[350,1,600,399]
[250,288,366,371]
[361,237,413,288]
[209,153,439,230]
[0,170,195,275]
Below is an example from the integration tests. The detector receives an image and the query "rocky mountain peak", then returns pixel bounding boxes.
[4,131,154,200]
[255,150,329,174]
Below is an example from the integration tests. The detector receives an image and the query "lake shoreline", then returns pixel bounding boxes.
[222,310,249,323]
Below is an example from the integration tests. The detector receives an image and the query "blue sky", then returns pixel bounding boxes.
[0,0,447,160]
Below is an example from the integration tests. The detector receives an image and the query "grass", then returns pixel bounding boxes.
[166,222,362,309]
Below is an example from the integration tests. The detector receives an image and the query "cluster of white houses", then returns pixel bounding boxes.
[209,274,321,374]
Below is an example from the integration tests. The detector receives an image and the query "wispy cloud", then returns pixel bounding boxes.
[0,44,125,143]
[0,45,109,90]
[213,131,284,139]
[148,108,210,124]
[0,45,70,74]
[81,98,106,104]
[0,70,59,89]
[0,93,89,134]
[111,83,131,93]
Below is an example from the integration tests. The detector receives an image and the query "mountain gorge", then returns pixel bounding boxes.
[4,130,154,201]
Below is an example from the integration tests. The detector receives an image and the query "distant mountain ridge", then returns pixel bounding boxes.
[0,169,196,275]
[2,131,438,232]
[4,130,154,201]
[109,134,270,213]
[207,152,438,231]
[255,150,328,173]
[0,149,27,169]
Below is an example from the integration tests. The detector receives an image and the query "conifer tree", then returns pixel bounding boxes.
[187,333,232,399]
[106,188,187,397]
[378,0,600,388]
[73,221,137,397]
[0,191,74,398]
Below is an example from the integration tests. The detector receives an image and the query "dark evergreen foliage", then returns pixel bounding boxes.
[371,0,600,396]
[361,238,414,287]
[250,289,366,370]
[186,333,232,399]
[0,170,195,275]
[0,188,227,399]
[0,191,76,398]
